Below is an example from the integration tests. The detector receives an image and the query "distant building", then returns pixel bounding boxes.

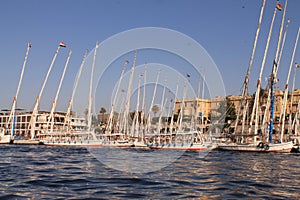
[0,110,86,139]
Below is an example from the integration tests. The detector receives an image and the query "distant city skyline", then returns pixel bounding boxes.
[0,0,299,117]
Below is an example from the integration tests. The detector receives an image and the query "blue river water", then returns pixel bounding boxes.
[0,145,300,199]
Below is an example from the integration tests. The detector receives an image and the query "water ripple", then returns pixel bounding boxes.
[0,146,300,199]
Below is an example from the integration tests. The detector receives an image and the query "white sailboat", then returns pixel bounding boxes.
[45,42,102,147]
[102,51,138,148]
[291,96,300,152]
[0,128,12,144]
[28,42,66,142]
[4,42,31,144]
[148,131,214,151]
[219,0,294,152]
[148,75,216,151]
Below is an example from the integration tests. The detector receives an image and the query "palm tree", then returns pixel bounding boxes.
[152,105,160,117]
[99,107,107,123]
[84,108,88,121]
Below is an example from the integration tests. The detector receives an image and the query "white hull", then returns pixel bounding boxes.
[44,140,102,147]
[13,139,42,145]
[0,135,12,144]
[101,140,133,148]
[218,141,293,153]
[148,142,217,151]
[132,141,148,148]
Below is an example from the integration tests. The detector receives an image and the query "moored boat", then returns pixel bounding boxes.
[218,141,293,153]
[0,128,13,144]
[13,139,43,145]
[43,140,102,147]
[147,131,217,151]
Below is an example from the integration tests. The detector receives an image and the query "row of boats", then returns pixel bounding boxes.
[1,0,300,154]
[0,125,296,153]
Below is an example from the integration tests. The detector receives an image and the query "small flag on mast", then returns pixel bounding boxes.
[276,1,282,11]
[59,42,66,47]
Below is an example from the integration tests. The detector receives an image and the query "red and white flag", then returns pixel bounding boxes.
[59,42,66,47]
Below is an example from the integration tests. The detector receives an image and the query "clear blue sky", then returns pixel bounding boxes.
[0,0,299,116]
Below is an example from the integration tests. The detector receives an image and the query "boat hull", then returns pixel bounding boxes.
[218,141,293,153]
[148,142,216,151]
[291,146,300,153]
[101,142,133,148]
[13,139,43,145]
[44,140,102,147]
[0,135,13,144]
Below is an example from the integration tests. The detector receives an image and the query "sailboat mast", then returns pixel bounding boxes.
[261,17,290,134]
[249,5,278,137]
[292,99,300,135]
[133,78,141,137]
[140,66,147,137]
[64,50,88,132]
[146,70,160,134]
[107,59,129,134]
[288,64,299,134]
[123,50,137,135]
[178,82,188,133]
[193,77,201,131]
[87,42,99,132]
[166,97,172,134]
[201,70,205,127]
[170,79,179,134]
[30,42,65,139]
[234,0,266,135]
[269,67,275,143]
[48,50,72,134]
[276,19,291,76]
[280,27,300,142]
[157,80,166,134]
[7,42,31,136]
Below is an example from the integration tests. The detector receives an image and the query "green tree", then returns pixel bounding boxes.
[84,108,88,121]
[99,107,107,123]
[152,105,160,117]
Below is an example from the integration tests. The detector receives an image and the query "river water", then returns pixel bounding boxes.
[0,145,299,199]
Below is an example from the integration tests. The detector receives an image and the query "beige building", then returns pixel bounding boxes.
[0,110,86,139]
[174,88,299,128]
[174,98,210,123]
[288,89,300,115]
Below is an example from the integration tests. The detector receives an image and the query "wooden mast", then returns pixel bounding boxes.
[261,17,290,135]
[248,4,278,139]
[106,59,129,134]
[233,0,266,135]
[280,27,300,142]
[87,42,99,132]
[262,0,288,137]
[157,79,166,134]
[170,78,179,134]
[7,42,31,136]
[131,77,141,138]
[140,65,147,139]
[48,50,72,134]
[146,70,160,134]
[64,50,88,132]
[288,64,299,134]
[178,81,188,133]
[29,42,65,140]
[123,50,137,136]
